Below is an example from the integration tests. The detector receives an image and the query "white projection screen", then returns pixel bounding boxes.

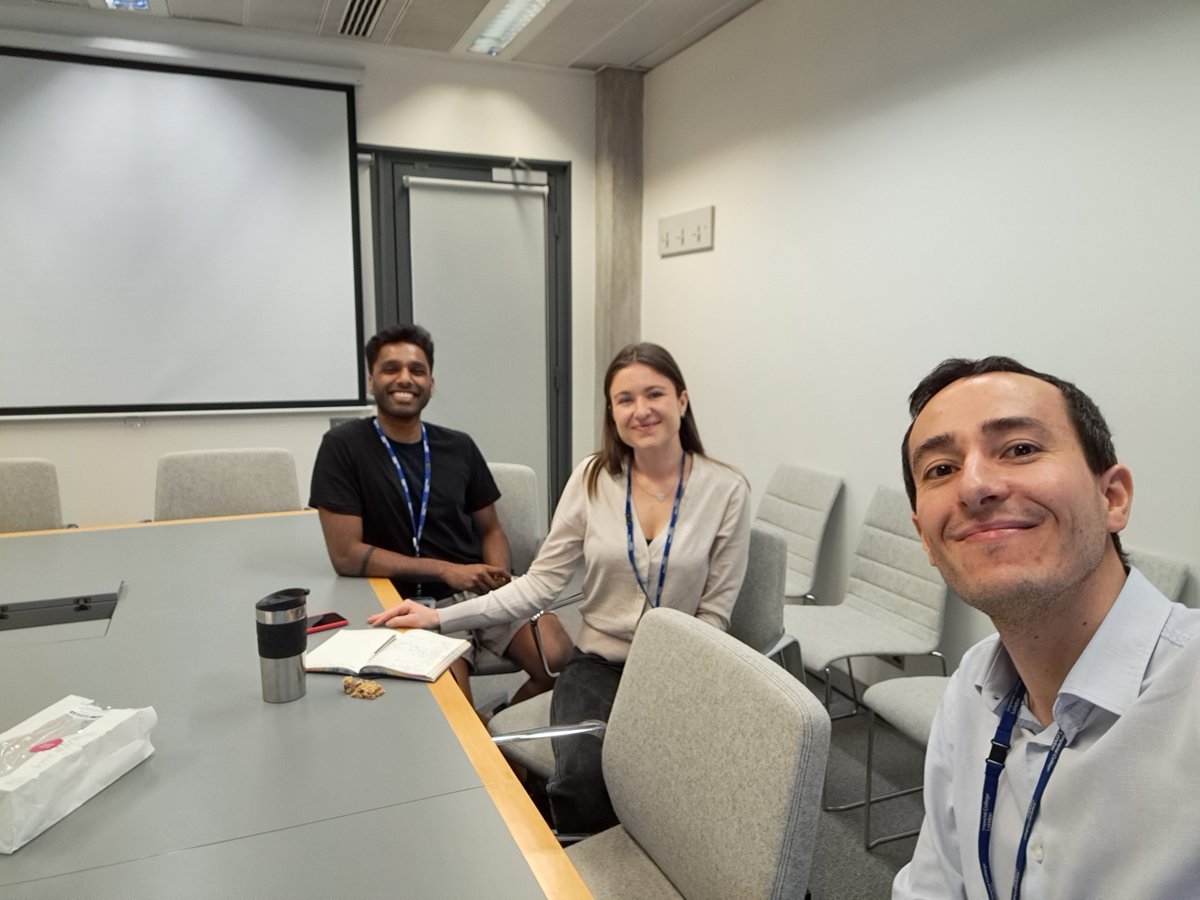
[0,50,364,415]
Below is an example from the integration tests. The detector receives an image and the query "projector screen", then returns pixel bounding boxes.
[0,49,364,415]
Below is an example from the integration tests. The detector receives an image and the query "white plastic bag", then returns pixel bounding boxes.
[0,695,157,853]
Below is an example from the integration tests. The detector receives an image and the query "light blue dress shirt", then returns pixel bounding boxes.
[894,567,1200,900]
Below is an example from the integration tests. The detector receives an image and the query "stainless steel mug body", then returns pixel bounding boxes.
[255,588,309,703]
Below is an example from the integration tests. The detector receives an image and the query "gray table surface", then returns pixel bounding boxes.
[0,513,548,898]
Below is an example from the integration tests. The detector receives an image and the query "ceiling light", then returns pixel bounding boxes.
[469,0,552,57]
[106,0,151,10]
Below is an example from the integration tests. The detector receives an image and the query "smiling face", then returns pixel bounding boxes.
[368,341,433,424]
[607,362,688,457]
[907,372,1132,623]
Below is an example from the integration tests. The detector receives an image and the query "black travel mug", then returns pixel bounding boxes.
[255,587,309,703]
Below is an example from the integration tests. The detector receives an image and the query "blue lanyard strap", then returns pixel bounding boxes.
[372,418,431,559]
[624,452,686,609]
[979,678,1067,900]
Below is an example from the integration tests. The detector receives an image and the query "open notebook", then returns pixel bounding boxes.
[304,628,470,683]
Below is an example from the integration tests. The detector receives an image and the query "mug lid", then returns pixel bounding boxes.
[255,587,309,613]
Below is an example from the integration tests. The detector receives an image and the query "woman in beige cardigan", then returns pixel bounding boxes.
[370,342,751,834]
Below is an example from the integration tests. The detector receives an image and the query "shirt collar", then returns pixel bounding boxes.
[974,567,1172,737]
[1056,567,1172,722]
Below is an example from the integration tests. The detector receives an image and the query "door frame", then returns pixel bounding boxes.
[365,146,572,517]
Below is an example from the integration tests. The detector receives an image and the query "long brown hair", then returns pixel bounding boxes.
[585,343,705,496]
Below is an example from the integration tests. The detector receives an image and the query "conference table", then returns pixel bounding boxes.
[0,512,588,898]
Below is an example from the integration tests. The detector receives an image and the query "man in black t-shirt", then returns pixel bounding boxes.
[309,324,570,708]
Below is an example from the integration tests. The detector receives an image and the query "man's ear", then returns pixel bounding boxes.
[1100,463,1133,534]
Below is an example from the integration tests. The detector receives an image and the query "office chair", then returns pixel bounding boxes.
[729,522,802,675]
[471,463,578,687]
[860,674,948,848]
[488,522,802,782]
[755,463,844,604]
[1126,546,1191,602]
[494,608,831,899]
[154,448,301,521]
[0,457,65,533]
[783,485,950,720]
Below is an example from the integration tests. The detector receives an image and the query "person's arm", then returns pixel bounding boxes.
[693,476,752,632]
[892,685,966,899]
[374,461,591,633]
[473,503,512,574]
[316,508,509,592]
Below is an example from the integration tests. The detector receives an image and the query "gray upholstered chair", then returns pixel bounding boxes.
[154,448,300,521]
[1127,546,1191,602]
[730,522,802,675]
[0,457,64,532]
[487,462,543,575]
[755,463,844,603]
[488,521,802,781]
[860,674,948,849]
[783,485,950,718]
[856,547,1192,851]
[496,608,831,899]
[472,462,558,679]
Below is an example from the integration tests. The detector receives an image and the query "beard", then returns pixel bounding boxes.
[936,528,1111,629]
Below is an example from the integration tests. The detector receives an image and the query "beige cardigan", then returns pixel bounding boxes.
[438,453,751,661]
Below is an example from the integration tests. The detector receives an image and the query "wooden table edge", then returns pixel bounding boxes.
[367,577,590,900]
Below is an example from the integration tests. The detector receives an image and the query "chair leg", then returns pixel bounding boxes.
[862,708,924,849]
[863,707,876,842]
[824,658,861,721]
[771,635,806,684]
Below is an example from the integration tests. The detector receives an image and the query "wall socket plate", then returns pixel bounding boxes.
[658,206,714,257]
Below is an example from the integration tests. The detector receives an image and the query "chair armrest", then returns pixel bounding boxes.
[528,591,584,678]
[490,719,606,746]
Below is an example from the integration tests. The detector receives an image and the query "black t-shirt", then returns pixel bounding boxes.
[309,418,501,599]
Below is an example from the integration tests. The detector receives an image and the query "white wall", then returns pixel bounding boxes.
[643,0,1200,667]
[0,5,595,527]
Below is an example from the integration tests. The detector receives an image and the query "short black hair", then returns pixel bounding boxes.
[365,324,434,373]
[901,356,1124,559]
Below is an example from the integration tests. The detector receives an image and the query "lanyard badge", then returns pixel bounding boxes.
[978,678,1067,900]
[624,452,686,609]
[373,418,432,592]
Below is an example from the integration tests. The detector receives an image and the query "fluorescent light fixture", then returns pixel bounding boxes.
[106,0,151,9]
[469,0,552,56]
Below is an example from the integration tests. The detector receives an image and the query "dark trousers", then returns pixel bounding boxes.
[546,649,624,835]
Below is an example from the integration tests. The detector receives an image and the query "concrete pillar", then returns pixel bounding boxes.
[594,66,644,415]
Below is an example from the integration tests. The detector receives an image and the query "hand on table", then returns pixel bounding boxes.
[367,600,440,630]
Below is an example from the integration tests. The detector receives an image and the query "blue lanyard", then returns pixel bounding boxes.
[372,418,431,561]
[625,453,686,609]
[979,679,1067,900]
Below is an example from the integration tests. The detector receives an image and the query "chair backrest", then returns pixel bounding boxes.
[604,608,831,900]
[154,448,300,521]
[754,463,843,600]
[1126,546,1191,603]
[487,462,543,575]
[728,522,788,655]
[844,486,948,648]
[0,457,64,532]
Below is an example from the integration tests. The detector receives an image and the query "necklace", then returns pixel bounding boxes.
[633,472,670,502]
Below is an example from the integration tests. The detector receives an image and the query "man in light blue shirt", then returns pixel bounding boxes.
[894,356,1200,900]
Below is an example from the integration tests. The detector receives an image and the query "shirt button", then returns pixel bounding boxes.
[1033,844,1045,863]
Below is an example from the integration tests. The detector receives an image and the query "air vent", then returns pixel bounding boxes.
[339,0,387,38]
